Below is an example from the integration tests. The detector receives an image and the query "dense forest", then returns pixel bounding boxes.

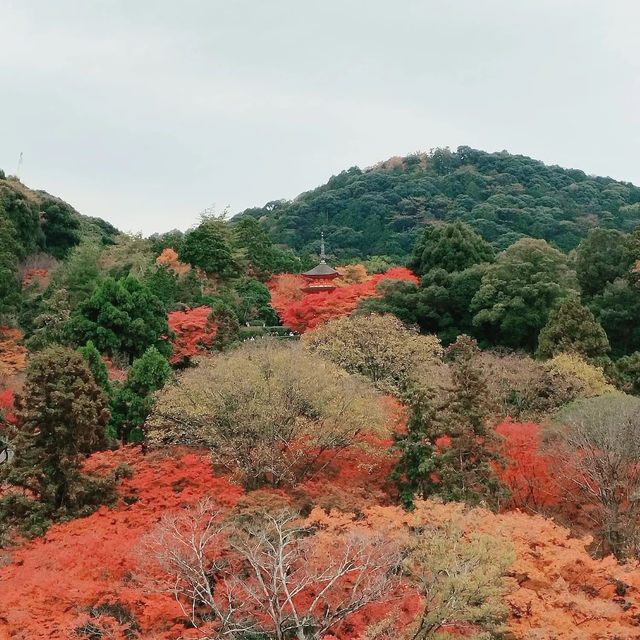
[4,153,640,639]
[238,146,640,260]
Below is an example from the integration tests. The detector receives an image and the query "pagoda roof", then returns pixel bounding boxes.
[302,262,340,277]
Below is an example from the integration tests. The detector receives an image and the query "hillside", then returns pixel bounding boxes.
[238,147,640,260]
[0,172,119,258]
[4,163,640,640]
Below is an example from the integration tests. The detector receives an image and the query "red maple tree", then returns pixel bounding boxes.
[166,306,218,364]
[268,267,418,333]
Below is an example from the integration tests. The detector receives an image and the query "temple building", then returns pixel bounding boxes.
[301,234,340,294]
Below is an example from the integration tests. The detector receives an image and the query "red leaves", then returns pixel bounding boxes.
[494,419,560,511]
[167,306,218,364]
[0,448,242,639]
[21,268,50,288]
[3,440,640,639]
[268,267,418,333]
[0,389,15,423]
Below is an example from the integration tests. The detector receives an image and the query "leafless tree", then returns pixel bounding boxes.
[546,394,640,559]
[145,500,403,640]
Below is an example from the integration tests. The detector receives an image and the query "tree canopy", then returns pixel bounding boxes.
[67,275,172,363]
[146,341,388,489]
[408,220,494,277]
[472,238,576,350]
[536,296,610,361]
[237,147,640,261]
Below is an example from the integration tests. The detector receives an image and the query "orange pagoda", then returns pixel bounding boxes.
[301,234,340,294]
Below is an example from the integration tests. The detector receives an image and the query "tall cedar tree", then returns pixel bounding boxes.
[67,275,172,363]
[536,296,610,361]
[438,335,508,507]
[393,336,507,509]
[589,278,640,357]
[78,340,112,394]
[109,346,171,443]
[232,216,277,280]
[40,198,81,259]
[391,386,446,509]
[0,215,21,318]
[0,346,112,535]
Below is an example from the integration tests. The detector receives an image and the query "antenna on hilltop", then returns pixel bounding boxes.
[15,152,23,179]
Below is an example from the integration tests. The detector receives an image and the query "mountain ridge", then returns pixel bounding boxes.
[236,146,640,261]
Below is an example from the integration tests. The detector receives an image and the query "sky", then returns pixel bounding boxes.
[0,0,638,235]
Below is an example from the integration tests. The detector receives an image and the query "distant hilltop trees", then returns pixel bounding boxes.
[236,146,640,261]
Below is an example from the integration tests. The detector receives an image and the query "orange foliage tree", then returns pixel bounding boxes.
[0,448,243,640]
[0,326,27,383]
[166,306,218,364]
[156,248,191,276]
[21,268,50,289]
[494,419,560,512]
[268,267,418,333]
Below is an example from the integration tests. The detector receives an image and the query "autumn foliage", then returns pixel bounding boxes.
[268,267,419,333]
[494,419,560,511]
[0,326,27,381]
[166,305,218,364]
[3,445,640,639]
[21,267,50,289]
[156,247,191,276]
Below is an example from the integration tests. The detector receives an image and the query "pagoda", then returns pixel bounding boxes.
[301,233,340,294]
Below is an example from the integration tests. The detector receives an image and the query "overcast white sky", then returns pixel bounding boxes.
[0,0,638,235]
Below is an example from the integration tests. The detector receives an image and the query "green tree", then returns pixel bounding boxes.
[109,346,170,442]
[233,216,277,280]
[616,352,640,396]
[536,296,610,361]
[0,346,112,536]
[148,229,184,256]
[236,278,279,326]
[357,280,423,327]
[50,241,103,308]
[209,300,241,350]
[40,198,81,259]
[575,228,631,299]
[590,278,640,357]
[361,264,488,347]
[144,264,202,312]
[435,336,506,507]
[233,216,304,279]
[408,220,494,277]
[0,183,44,258]
[67,275,172,363]
[472,238,576,350]
[78,340,111,394]
[392,387,445,509]
[0,215,21,319]
[23,289,71,351]
[179,215,239,278]
[100,233,154,279]
[393,336,506,510]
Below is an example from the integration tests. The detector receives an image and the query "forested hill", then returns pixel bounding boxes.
[0,171,119,260]
[237,147,640,261]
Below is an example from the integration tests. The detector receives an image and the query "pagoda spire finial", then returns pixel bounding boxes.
[320,232,326,263]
